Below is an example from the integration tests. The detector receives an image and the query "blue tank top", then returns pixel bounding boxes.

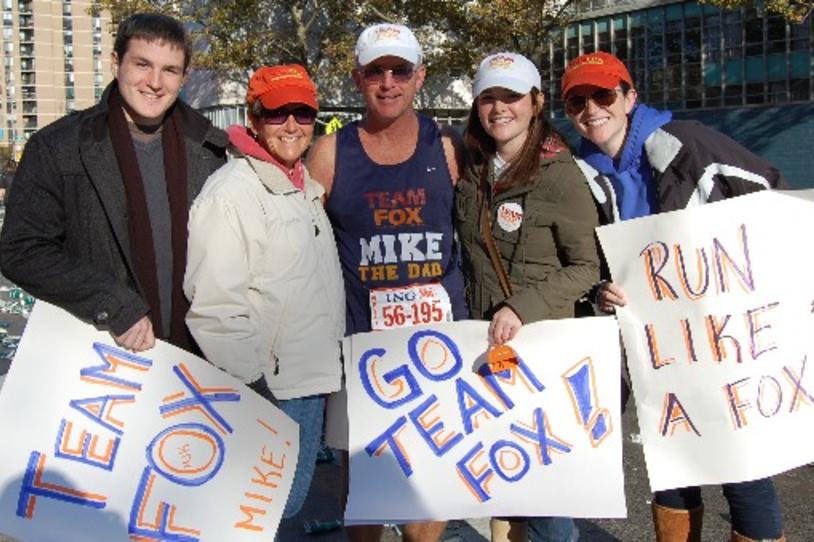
[327,115,468,335]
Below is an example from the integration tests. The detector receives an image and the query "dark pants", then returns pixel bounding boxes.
[495,517,578,542]
[528,517,578,542]
[655,477,783,539]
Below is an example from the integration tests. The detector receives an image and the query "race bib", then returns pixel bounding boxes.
[369,283,453,331]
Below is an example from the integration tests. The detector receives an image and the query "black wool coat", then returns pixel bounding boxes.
[0,83,228,335]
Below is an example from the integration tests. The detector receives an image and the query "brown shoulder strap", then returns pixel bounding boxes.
[477,164,513,299]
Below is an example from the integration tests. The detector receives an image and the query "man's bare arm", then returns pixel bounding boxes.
[441,125,465,186]
[306,132,338,197]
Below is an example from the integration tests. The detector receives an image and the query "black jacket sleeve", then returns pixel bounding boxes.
[0,133,148,335]
[247,375,279,407]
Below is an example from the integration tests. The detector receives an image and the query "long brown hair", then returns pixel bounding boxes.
[464,88,567,191]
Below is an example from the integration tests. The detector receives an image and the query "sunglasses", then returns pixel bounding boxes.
[361,63,415,83]
[565,88,622,116]
[260,105,317,125]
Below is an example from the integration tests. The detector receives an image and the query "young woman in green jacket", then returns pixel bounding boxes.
[455,52,602,542]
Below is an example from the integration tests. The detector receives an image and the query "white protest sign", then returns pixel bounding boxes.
[344,318,625,523]
[596,189,814,492]
[0,301,299,542]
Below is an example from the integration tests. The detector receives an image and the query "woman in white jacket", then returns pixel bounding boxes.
[184,64,345,518]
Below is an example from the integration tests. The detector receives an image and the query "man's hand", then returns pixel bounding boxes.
[113,316,155,352]
[597,281,628,314]
[489,306,523,345]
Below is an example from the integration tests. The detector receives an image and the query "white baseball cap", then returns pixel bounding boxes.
[473,52,542,97]
[355,23,423,67]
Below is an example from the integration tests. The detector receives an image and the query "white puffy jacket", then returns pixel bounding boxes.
[184,155,345,400]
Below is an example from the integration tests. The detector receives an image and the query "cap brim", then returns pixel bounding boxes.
[258,87,319,111]
[562,72,620,97]
[357,46,419,66]
[474,76,537,98]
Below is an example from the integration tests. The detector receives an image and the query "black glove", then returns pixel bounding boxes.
[247,375,279,407]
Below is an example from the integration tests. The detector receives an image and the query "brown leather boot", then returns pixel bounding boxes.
[651,502,703,542]
[731,531,786,542]
[490,518,527,542]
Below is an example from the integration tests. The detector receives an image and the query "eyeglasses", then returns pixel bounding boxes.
[260,106,318,125]
[361,63,415,83]
[564,88,622,116]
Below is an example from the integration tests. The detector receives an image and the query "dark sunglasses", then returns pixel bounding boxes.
[361,63,415,83]
[260,105,318,125]
[565,88,622,116]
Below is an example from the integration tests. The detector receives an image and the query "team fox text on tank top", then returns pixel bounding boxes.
[326,115,467,335]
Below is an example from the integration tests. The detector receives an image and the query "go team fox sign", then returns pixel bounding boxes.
[343,317,626,523]
[0,302,298,542]
[597,189,814,492]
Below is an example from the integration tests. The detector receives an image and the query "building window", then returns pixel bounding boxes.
[566,25,579,61]
[548,1,812,115]
[612,15,627,60]
[723,10,743,59]
[581,21,595,53]
[629,13,646,86]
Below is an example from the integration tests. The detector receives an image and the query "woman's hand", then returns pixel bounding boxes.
[597,282,628,314]
[489,306,522,345]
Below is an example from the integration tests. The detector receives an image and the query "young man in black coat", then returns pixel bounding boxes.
[0,13,227,353]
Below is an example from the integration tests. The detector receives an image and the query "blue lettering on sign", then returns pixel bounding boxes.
[489,439,530,482]
[364,416,413,477]
[359,348,423,409]
[145,423,225,487]
[408,394,463,456]
[408,330,463,381]
[456,378,503,434]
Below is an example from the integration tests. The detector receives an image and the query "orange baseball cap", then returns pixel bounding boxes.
[246,64,319,111]
[561,51,633,98]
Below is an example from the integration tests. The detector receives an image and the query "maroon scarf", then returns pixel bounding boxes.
[107,83,192,350]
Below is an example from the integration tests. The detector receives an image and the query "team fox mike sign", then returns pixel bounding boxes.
[343,317,625,523]
[0,302,298,542]
[596,189,814,492]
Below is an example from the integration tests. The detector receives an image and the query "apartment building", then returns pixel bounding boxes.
[2,0,112,158]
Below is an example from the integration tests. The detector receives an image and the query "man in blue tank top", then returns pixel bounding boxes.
[307,22,467,542]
